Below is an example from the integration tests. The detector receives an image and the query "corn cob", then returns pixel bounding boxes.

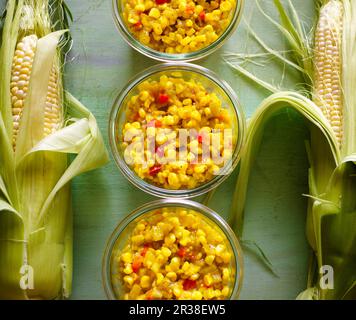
[11,34,62,148]
[314,0,344,146]
[0,0,109,300]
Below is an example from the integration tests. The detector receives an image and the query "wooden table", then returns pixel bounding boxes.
[2,0,316,299]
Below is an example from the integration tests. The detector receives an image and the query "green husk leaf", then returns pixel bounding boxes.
[240,239,279,277]
[229,92,339,235]
[0,195,26,300]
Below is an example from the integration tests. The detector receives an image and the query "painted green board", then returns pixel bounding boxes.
[0,0,316,299]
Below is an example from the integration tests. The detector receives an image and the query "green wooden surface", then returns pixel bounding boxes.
[1,0,316,299]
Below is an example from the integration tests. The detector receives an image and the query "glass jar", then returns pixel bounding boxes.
[112,0,245,62]
[109,63,245,198]
[102,199,244,300]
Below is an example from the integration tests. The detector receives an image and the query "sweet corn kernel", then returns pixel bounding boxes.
[121,252,132,264]
[149,8,161,19]
[162,247,172,257]
[123,264,133,274]
[123,275,134,287]
[166,271,177,281]
[205,255,215,265]
[192,291,203,300]
[140,275,151,288]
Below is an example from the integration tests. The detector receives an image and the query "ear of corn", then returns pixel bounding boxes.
[314,0,344,146]
[226,0,356,300]
[11,34,62,148]
[0,0,109,299]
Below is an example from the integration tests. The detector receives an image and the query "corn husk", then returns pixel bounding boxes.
[0,0,109,299]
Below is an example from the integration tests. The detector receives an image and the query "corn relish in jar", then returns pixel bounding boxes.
[122,0,237,53]
[121,72,236,190]
[116,207,235,300]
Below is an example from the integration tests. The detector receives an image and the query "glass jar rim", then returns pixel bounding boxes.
[108,62,246,199]
[112,0,245,62]
[102,198,244,300]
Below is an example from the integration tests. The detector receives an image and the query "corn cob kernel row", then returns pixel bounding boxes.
[10,35,62,149]
[314,0,344,146]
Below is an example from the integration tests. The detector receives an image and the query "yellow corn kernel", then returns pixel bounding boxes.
[166,271,177,281]
[129,284,142,299]
[162,115,175,125]
[192,291,203,300]
[170,257,180,271]
[131,234,145,245]
[156,132,168,145]
[151,262,161,273]
[205,255,215,265]
[190,273,200,280]
[140,275,151,288]
[181,36,192,46]
[164,233,176,245]
[152,288,163,299]
[222,268,230,283]
[203,288,215,299]
[121,252,133,264]
[195,35,207,43]
[149,8,160,19]
[123,264,133,274]
[191,110,202,122]
[173,286,182,298]
[123,275,134,287]
[161,247,172,257]
[221,251,231,264]
[135,4,146,12]
[215,244,225,255]
[204,274,213,286]
[156,272,164,285]
[181,261,190,272]
[221,1,232,12]
[222,285,230,297]
[168,172,180,188]
[153,23,163,35]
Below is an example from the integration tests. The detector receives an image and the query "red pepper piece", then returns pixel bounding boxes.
[141,244,150,257]
[198,134,203,144]
[183,279,197,290]
[177,247,186,257]
[158,93,169,104]
[149,165,162,176]
[132,256,143,273]
[133,21,142,29]
[156,0,168,4]
[199,11,206,21]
